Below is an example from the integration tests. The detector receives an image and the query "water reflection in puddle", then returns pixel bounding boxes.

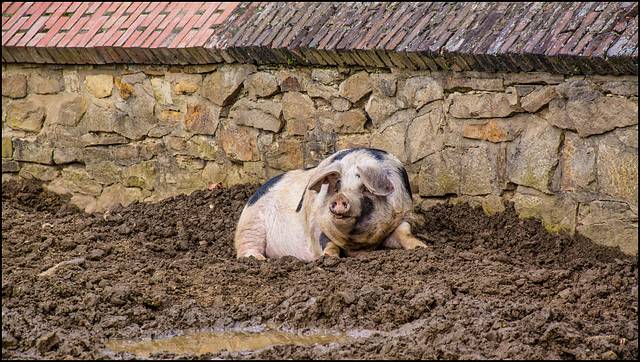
[105,327,350,357]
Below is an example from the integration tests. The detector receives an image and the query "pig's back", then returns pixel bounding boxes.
[248,168,317,260]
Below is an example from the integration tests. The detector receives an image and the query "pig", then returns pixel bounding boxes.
[234,147,427,261]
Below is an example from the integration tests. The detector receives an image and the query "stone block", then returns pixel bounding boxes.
[150,78,173,105]
[185,135,219,160]
[2,74,27,98]
[449,89,520,118]
[482,194,506,215]
[555,80,599,99]
[184,104,219,135]
[370,73,397,97]
[546,98,575,131]
[80,133,128,147]
[229,98,283,132]
[13,137,53,164]
[202,161,259,188]
[84,74,114,98]
[174,81,199,95]
[113,85,158,140]
[121,160,158,190]
[85,158,121,185]
[283,92,316,135]
[18,163,60,181]
[460,146,494,196]
[5,100,45,132]
[114,77,134,99]
[577,201,637,255]
[304,127,339,166]
[158,110,182,125]
[265,139,303,171]
[29,69,63,94]
[79,98,121,133]
[216,121,260,162]
[336,109,367,134]
[440,74,504,92]
[461,113,531,143]
[559,132,596,192]
[365,92,404,127]
[167,137,187,151]
[513,187,578,234]
[47,94,88,127]
[601,81,637,96]
[62,69,80,93]
[503,72,564,86]
[331,97,351,111]
[521,86,559,112]
[2,135,13,158]
[70,194,98,213]
[311,68,343,85]
[201,64,257,106]
[400,76,443,109]
[371,110,413,165]
[53,148,84,164]
[243,161,266,179]
[597,137,638,202]
[61,165,103,195]
[338,71,372,103]
[306,81,338,101]
[183,64,218,74]
[407,102,444,162]
[95,183,150,212]
[245,72,279,98]
[337,134,371,151]
[418,148,461,197]
[565,96,637,137]
[2,160,20,173]
[507,118,562,194]
[121,73,147,84]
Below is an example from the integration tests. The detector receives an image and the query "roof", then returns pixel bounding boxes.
[2,2,638,75]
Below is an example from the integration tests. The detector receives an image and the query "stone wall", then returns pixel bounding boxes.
[2,62,638,255]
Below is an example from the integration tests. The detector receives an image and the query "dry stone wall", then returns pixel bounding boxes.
[2,63,638,255]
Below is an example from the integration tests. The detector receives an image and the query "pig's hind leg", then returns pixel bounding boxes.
[234,208,268,260]
[382,221,427,250]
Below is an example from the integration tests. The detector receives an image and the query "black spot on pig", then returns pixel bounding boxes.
[247,173,285,206]
[397,166,412,199]
[329,148,389,163]
[364,148,388,161]
[350,196,375,235]
[320,232,331,250]
[296,167,315,213]
[295,188,306,212]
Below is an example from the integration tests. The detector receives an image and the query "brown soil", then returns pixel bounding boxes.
[2,179,637,360]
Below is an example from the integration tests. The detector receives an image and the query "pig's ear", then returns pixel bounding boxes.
[357,162,394,196]
[308,163,342,192]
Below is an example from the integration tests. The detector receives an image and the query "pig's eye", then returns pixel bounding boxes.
[334,180,342,192]
[362,186,371,195]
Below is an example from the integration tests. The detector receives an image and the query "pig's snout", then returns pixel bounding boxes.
[330,194,350,218]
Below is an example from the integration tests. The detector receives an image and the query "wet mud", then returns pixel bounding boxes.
[2,179,637,360]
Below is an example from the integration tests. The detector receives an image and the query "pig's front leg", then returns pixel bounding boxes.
[322,241,342,257]
[382,221,427,250]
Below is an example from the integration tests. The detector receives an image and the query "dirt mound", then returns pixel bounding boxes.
[2,178,637,360]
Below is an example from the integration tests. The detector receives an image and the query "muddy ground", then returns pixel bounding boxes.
[2,178,637,360]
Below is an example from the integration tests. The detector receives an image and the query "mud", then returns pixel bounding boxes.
[2,178,637,360]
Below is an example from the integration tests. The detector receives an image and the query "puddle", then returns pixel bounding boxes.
[105,327,350,357]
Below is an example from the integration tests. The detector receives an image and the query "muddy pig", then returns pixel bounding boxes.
[234,148,427,260]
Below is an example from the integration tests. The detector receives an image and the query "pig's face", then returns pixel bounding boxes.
[308,157,401,252]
